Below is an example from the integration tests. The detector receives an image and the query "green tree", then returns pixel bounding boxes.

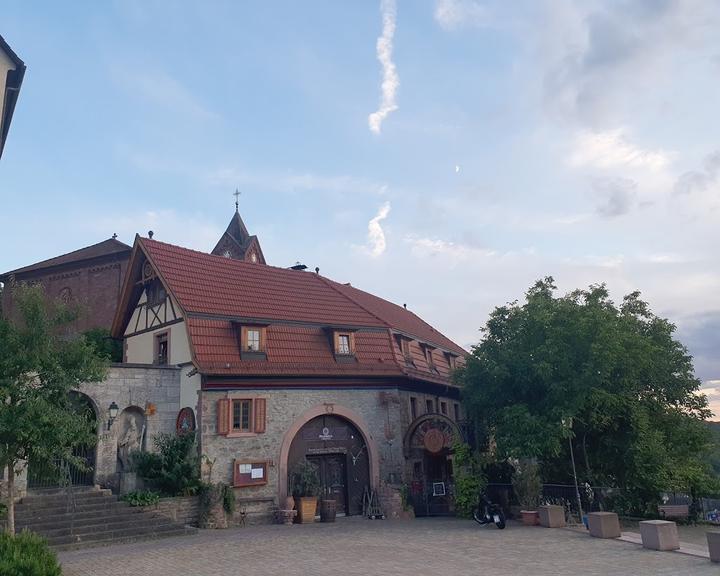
[0,284,107,534]
[458,277,714,514]
[82,328,123,363]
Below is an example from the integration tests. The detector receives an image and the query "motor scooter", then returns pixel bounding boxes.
[472,494,506,529]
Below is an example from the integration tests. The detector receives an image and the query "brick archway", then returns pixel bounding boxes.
[278,404,380,502]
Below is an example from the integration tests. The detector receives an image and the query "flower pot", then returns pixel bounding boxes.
[285,496,296,510]
[275,509,297,526]
[521,510,540,526]
[320,499,337,523]
[295,496,318,523]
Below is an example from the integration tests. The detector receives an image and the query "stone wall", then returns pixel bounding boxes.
[154,495,200,526]
[199,386,462,520]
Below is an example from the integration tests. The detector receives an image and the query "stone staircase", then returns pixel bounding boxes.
[14,487,197,550]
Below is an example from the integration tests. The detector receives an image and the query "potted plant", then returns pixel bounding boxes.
[290,459,321,523]
[512,459,542,526]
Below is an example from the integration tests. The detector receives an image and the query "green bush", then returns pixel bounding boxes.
[290,459,321,497]
[452,442,487,518]
[121,490,161,507]
[0,531,61,576]
[131,432,201,496]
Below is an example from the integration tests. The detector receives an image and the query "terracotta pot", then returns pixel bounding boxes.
[285,496,295,510]
[521,510,540,526]
[294,496,318,524]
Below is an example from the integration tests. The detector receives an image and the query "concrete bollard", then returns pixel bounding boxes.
[639,520,679,551]
[707,532,720,563]
[587,512,621,539]
[538,505,566,528]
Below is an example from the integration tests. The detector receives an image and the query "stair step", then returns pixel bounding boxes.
[16,509,165,533]
[50,524,197,551]
[28,516,185,539]
[14,499,126,518]
[22,488,111,502]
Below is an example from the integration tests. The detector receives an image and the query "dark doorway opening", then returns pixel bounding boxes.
[307,453,348,514]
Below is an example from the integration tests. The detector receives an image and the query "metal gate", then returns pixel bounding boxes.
[27,445,96,489]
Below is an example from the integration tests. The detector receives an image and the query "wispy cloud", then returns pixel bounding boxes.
[592,177,638,218]
[434,0,488,30]
[405,235,496,263]
[366,201,391,256]
[568,129,670,171]
[368,0,399,134]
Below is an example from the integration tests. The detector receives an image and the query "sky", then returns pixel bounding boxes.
[1,1,719,413]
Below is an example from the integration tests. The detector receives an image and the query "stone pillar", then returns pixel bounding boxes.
[639,520,679,551]
[707,532,720,563]
[587,512,621,538]
[538,505,566,528]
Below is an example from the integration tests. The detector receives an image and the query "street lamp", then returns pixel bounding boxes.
[562,416,584,524]
[0,34,26,161]
[107,401,119,430]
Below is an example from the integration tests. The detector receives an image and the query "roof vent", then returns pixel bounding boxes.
[290,262,307,271]
[148,230,154,239]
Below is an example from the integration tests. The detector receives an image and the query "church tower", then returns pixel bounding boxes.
[211,193,266,264]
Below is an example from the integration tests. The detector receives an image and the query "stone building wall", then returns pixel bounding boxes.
[84,364,182,490]
[199,386,461,522]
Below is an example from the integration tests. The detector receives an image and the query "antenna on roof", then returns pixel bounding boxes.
[148,231,154,239]
[112,233,117,239]
[290,262,307,271]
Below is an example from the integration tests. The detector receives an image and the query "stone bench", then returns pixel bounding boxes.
[639,520,679,551]
[538,505,565,528]
[707,532,720,563]
[587,512,621,539]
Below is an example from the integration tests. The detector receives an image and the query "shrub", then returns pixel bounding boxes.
[131,432,201,496]
[0,531,61,576]
[452,442,487,518]
[511,459,542,510]
[122,490,161,507]
[290,459,321,497]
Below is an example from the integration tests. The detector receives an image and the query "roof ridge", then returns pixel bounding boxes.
[144,237,301,276]
[2,237,131,277]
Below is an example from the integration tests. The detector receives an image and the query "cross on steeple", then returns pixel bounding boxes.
[233,188,241,213]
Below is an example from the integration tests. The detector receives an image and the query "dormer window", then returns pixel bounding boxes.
[423,345,437,373]
[397,335,414,367]
[246,329,261,351]
[331,330,356,362]
[239,325,267,360]
[338,334,351,355]
[445,352,457,370]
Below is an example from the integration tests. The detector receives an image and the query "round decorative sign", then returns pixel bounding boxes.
[423,428,445,454]
[176,408,196,435]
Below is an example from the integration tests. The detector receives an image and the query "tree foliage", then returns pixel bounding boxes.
[457,277,715,513]
[0,284,107,533]
[131,432,201,496]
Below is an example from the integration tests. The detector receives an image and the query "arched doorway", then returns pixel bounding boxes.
[404,415,460,516]
[27,391,98,489]
[287,414,370,516]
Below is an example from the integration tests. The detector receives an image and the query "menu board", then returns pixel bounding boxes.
[233,460,268,487]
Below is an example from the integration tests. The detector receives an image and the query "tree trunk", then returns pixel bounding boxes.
[581,433,593,485]
[6,465,15,535]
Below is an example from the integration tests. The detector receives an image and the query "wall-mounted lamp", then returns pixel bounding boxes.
[107,401,119,430]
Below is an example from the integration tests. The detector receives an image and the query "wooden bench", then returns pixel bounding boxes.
[658,504,689,520]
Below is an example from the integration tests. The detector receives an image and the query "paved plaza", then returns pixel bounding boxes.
[59,517,717,576]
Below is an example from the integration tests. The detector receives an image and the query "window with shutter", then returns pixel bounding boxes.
[253,398,266,433]
[217,398,230,435]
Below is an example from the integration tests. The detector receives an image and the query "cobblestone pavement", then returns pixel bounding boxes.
[59,518,717,576]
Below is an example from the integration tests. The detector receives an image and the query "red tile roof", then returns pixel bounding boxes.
[132,238,464,383]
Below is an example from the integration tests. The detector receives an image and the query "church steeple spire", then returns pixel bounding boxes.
[210,192,266,264]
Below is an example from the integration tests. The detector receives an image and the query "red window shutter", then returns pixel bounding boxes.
[254,398,266,434]
[217,398,230,435]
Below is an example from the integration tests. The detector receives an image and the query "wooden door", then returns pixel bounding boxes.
[309,454,348,515]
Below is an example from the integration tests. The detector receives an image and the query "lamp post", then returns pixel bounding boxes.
[107,401,119,430]
[562,417,584,524]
